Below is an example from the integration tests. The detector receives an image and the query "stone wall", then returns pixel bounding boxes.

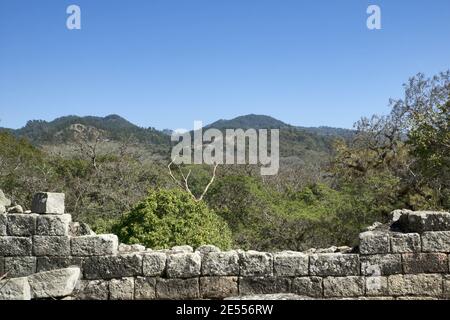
[1,192,450,300]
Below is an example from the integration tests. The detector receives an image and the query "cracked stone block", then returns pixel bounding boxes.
[32,192,65,214]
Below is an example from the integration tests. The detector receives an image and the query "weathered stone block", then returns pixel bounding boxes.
[201,251,239,276]
[273,251,309,277]
[134,277,156,300]
[36,256,83,272]
[71,234,118,256]
[0,277,31,300]
[421,231,450,253]
[0,213,6,236]
[360,254,402,276]
[359,231,390,254]
[402,253,448,273]
[200,277,239,299]
[397,211,450,233]
[6,214,37,236]
[388,274,443,296]
[239,251,273,276]
[390,233,421,253]
[28,267,81,299]
[142,252,167,277]
[239,277,291,295]
[32,236,70,256]
[196,245,221,255]
[171,245,193,253]
[69,222,95,236]
[444,275,450,299]
[36,214,71,236]
[366,277,389,296]
[83,254,143,280]
[109,277,134,300]
[32,192,65,214]
[309,254,360,276]
[156,278,199,299]
[118,243,146,254]
[0,256,4,275]
[75,280,109,300]
[0,189,11,207]
[166,252,201,278]
[4,256,36,277]
[323,276,365,297]
[0,237,32,256]
[291,277,323,298]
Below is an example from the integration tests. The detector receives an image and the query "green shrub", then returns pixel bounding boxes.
[112,188,233,250]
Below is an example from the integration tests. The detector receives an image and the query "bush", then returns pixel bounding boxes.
[112,188,233,250]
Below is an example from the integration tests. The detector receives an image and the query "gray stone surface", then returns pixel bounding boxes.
[273,251,309,277]
[0,189,11,207]
[360,254,402,276]
[0,256,4,275]
[36,256,83,272]
[366,276,389,296]
[291,277,323,298]
[239,251,273,276]
[118,243,146,254]
[397,211,450,233]
[390,233,421,253]
[4,256,36,277]
[444,275,450,299]
[421,231,450,253]
[196,245,221,255]
[170,245,193,253]
[109,277,134,300]
[323,276,365,297]
[310,254,360,276]
[200,276,239,299]
[31,192,65,214]
[166,252,201,278]
[83,254,143,280]
[28,267,80,299]
[71,234,118,256]
[142,252,167,277]
[7,205,24,214]
[359,231,390,255]
[201,251,239,276]
[0,276,31,300]
[156,278,199,299]
[239,277,291,295]
[402,253,448,273]
[0,205,5,214]
[32,236,70,256]
[69,222,95,236]
[0,213,6,236]
[36,214,71,236]
[7,214,37,236]
[75,280,109,300]
[134,277,156,300]
[0,236,32,256]
[388,274,443,296]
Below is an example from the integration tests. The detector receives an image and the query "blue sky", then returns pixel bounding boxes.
[1,0,449,130]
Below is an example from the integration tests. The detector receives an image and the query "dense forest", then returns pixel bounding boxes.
[0,71,449,251]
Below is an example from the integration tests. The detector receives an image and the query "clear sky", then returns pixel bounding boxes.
[1,0,449,130]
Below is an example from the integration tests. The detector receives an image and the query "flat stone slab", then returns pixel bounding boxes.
[28,267,81,299]
[396,211,450,233]
[0,277,31,300]
[32,192,65,214]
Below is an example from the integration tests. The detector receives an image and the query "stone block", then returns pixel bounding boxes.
[360,254,402,276]
[239,251,273,276]
[156,278,199,299]
[0,277,31,300]
[75,280,109,300]
[239,277,291,295]
[32,236,70,256]
[421,231,450,253]
[28,267,81,299]
[396,211,450,233]
[0,190,11,207]
[36,214,71,236]
[32,192,65,214]
[134,277,157,300]
[84,254,143,280]
[366,277,389,296]
[171,245,193,253]
[109,277,134,300]
[0,237,32,256]
[200,276,239,299]
[388,274,443,296]
[142,252,167,277]
[201,251,239,276]
[6,214,37,236]
[309,253,360,276]
[443,275,450,299]
[195,245,221,255]
[359,231,390,254]
[273,251,309,277]
[0,256,4,275]
[291,277,323,298]
[390,233,421,253]
[0,213,7,236]
[402,253,448,273]
[70,234,118,256]
[323,276,365,297]
[36,256,83,272]
[4,256,36,277]
[166,252,201,278]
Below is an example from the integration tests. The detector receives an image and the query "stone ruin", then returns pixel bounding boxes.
[1,191,450,300]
